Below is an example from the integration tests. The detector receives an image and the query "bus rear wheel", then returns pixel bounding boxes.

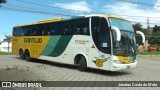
[77,56,87,71]
[19,49,25,60]
[25,50,31,61]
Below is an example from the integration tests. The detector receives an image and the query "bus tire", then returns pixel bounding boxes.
[25,50,31,61]
[19,49,25,60]
[77,56,87,71]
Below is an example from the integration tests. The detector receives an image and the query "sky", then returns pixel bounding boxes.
[0,0,160,40]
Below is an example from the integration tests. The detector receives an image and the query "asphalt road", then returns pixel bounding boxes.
[0,55,160,90]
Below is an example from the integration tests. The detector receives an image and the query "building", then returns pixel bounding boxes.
[0,41,12,52]
[147,27,153,35]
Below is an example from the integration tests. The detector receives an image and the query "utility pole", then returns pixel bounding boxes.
[147,17,150,30]
[147,17,151,35]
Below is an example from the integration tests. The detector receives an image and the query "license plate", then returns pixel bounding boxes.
[127,66,130,69]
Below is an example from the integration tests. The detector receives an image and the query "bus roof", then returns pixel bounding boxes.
[14,14,128,27]
[85,14,128,21]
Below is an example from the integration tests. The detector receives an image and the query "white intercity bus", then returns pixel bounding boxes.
[12,14,145,71]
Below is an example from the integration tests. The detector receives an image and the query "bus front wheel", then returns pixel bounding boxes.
[25,50,31,61]
[77,56,87,71]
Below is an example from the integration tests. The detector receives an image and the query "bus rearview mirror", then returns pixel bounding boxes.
[136,31,145,43]
[111,26,121,41]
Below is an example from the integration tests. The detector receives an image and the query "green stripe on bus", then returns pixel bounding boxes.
[41,36,61,56]
[48,35,73,57]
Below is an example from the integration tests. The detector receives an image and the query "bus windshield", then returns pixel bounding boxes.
[109,18,136,57]
[109,18,134,32]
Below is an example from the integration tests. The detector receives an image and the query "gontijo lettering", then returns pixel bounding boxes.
[24,38,42,43]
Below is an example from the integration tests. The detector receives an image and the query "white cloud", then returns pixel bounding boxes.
[53,1,91,13]
[154,0,160,11]
[103,2,160,27]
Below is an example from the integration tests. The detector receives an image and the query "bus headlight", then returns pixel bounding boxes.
[113,60,123,64]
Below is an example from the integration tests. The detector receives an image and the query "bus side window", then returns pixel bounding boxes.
[13,27,20,36]
[61,21,66,35]
[57,23,61,35]
[73,20,81,35]
[22,27,27,36]
[46,25,50,35]
[41,25,48,36]
[58,21,71,35]
[73,18,89,35]
[25,27,31,36]
[74,28,80,35]
[13,27,23,36]
[68,21,73,35]
[49,23,58,35]
[50,26,54,35]
[64,28,69,35]
[31,26,36,36]
[83,27,89,35]
[35,26,41,36]
[66,21,72,35]
[82,19,89,35]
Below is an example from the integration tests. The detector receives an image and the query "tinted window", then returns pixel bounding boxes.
[59,21,72,35]
[48,23,58,35]
[73,18,90,35]
[91,17,111,54]
[13,18,90,36]
[23,26,33,36]
[13,27,23,36]
[40,25,48,35]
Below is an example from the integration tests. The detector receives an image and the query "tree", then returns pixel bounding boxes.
[3,35,12,52]
[153,25,160,33]
[0,0,6,4]
[132,23,144,32]
[148,25,160,46]
[148,32,160,45]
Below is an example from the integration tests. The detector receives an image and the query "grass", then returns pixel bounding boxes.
[137,51,160,55]
[0,52,13,55]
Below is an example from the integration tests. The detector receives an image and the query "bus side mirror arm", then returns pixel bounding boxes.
[111,26,121,41]
[136,31,145,43]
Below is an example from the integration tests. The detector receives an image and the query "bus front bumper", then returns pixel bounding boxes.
[110,61,137,71]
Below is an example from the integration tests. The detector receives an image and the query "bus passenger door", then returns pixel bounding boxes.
[89,17,111,70]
